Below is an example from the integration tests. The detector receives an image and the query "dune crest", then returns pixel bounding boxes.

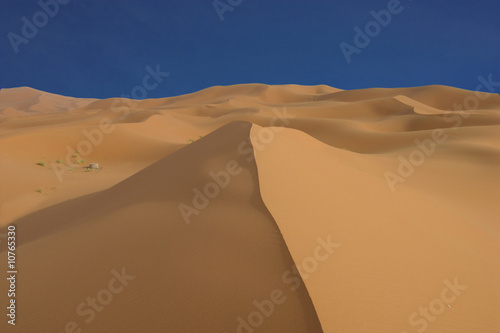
[1,121,323,332]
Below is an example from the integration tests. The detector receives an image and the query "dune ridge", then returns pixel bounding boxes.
[1,121,323,332]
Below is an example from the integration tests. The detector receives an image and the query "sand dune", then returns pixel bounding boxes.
[0,87,97,118]
[0,84,499,332]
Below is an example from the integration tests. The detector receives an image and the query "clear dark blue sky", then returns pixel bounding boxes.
[1,0,499,99]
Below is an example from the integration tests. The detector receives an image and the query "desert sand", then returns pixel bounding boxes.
[0,84,499,332]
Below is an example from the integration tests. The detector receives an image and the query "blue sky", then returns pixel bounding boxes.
[1,0,499,99]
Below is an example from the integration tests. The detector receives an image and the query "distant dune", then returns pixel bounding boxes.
[0,84,499,332]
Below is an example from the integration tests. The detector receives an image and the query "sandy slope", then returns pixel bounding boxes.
[0,84,499,332]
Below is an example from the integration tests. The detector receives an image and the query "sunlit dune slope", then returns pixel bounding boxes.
[251,124,499,332]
